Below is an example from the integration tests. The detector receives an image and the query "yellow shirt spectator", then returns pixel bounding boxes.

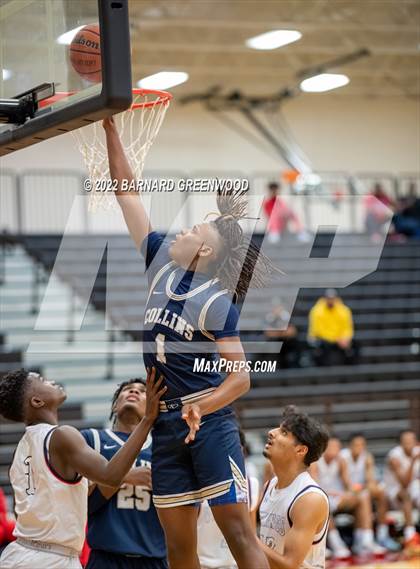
[308,297,353,344]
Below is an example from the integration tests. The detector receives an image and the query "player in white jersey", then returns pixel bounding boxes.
[314,436,384,558]
[383,430,420,548]
[258,407,330,569]
[197,476,259,569]
[0,368,165,569]
[341,433,400,551]
[197,430,260,569]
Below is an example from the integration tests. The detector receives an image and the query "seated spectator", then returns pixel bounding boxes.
[308,289,357,366]
[340,433,400,551]
[264,299,301,368]
[0,487,15,552]
[313,436,385,558]
[393,184,420,239]
[398,182,418,211]
[363,183,395,242]
[263,182,309,243]
[383,430,420,548]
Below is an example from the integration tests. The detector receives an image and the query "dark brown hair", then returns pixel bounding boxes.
[212,188,280,299]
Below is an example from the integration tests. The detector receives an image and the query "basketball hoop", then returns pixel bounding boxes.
[73,88,172,211]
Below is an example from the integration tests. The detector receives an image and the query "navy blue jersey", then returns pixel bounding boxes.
[80,428,166,559]
[141,232,240,400]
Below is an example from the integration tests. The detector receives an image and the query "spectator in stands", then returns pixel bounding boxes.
[398,182,418,211]
[340,433,400,551]
[393,184,420,239]
[263,182,308,243]
[363,183,395,242]
[313,436,385,557]
[383,430,420,548]
[263,299,301,368]
[308,289,357,366]
[0,488,15,552]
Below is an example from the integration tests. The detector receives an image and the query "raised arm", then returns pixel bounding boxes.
[88,466,152,501]
[260,492,328,569]
[182,336,250,443]
[49,369,165,487]
[103,117,151,250]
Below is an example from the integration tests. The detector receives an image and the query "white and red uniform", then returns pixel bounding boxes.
[259,471,329,569]
[316,456,346,513]
[383,445,420,507]
[197,476,259,569]
[0,423,87,569]
[340,448,368,486]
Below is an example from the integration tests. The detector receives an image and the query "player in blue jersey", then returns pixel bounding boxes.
[81,377,167,569]
[104,116,274,569]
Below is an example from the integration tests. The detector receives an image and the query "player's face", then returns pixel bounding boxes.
[323,438,341,461]
[27,373,66,410]
[350,436,366,457]
[400,431,417,454]
[263,423,307,466]
[114,382,146,420]
[169,223,221,268]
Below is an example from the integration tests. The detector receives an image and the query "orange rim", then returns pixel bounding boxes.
[130,88,172,109]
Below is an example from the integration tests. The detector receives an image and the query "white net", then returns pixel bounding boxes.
[73,90,171,211]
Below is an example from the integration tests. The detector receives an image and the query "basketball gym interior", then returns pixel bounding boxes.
[0,1,419,568]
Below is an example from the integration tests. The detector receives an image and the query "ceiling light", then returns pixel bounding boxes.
[57,25,85,45]
[246,30,302,50]
[137,71,189,90]
[300,73,350,93]
[2,69,12,80]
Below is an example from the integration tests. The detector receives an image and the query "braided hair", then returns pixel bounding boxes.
[211,188,280,299]
[109,377,146,426]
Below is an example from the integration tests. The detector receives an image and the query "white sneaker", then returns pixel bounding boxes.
[368,542,387,555]
[353,541,386,556]
[332,545,352,559]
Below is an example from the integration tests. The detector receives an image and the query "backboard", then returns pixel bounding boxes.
[0,0,132,156]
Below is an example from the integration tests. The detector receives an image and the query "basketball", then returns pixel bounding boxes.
[69,24,102,83]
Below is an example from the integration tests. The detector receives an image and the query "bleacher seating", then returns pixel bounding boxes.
[2,232,420,469]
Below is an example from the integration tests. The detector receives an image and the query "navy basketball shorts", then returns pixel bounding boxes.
[152,407,248,508]
[86,550,168,569]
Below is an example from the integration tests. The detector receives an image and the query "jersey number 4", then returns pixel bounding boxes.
[117,484,151,511]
